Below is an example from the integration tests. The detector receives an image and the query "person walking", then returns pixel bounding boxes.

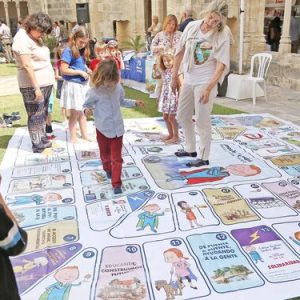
[171,0,231,167]
[83,59,144,194]
[0,18,13,63]
[12,13,55,153]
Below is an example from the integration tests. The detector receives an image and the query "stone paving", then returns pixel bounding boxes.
[1,75,299,126]
[215,85,300,126]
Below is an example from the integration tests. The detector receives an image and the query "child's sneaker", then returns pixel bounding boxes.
[113,187,122,195]
[105,171,112,179]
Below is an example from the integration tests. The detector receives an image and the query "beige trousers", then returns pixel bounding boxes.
[177,83,217,160]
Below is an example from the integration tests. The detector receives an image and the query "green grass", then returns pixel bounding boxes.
[0,88,244,163]
[0,63,18,76]
[0,60,245,163]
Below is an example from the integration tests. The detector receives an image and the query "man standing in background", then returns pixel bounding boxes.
[179,7,194,32]
[0,18,14,63]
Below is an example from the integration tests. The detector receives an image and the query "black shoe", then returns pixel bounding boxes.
[46,124,53,134]
[32,147,45,153]
[186,159,209,167]
[113,187,122,194]
[105,170,112,179]
[43,141,52,148]
[175,150,197,157]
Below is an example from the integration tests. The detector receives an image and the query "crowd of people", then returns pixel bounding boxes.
[4,2,230,295]
[8,0,232,191]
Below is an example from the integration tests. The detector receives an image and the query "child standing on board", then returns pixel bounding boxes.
[60,26,91,143]
[83,59,144,194]
[158,51,179,144]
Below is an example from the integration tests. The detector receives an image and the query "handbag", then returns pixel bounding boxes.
[152,63,161,80]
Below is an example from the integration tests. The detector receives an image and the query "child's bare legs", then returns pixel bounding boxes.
[61,108,68,122]
[78,112,90,141]
[162,113,173,141]
[68,109,79,143]
[165,114,179,144]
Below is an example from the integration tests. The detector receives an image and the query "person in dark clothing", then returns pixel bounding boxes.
[0,176,28,300]
[179,8,194,32]
[267,16,281,52]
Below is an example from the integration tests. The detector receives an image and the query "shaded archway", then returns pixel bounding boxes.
[8,1,18,35]
[20,1,29,18]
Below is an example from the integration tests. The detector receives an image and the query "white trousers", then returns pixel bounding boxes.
[177,83,217,160]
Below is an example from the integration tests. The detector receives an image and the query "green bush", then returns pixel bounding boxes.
[43,35,57,58]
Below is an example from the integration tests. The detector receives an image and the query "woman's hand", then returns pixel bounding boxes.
[200,88,211,104]
[35,88,44,102]
[171,76,179,94]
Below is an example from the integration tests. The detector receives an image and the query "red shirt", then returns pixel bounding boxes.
[89,58,101,72]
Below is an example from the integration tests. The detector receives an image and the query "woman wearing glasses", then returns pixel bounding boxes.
[12,13,54,153]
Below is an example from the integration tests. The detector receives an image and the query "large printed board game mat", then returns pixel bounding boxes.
[1,113,300,300]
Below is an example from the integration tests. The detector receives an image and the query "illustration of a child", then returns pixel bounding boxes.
[177,201,202,228]
[157,51,179,144]
[83,59,144,194]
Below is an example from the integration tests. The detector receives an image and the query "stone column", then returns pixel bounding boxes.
[151,0,165,24]
[252,0,267,53]
[4,2,9,25]
[279,0,292,53]
[16,0,20,21]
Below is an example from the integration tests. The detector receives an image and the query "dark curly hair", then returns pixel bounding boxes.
[23,12,52,34]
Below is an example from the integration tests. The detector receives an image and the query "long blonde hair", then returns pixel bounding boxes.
[91,59,119,88]
[69,26,90,61]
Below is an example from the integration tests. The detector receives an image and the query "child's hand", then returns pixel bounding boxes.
[135,100,145,108]
[84,108,93,117]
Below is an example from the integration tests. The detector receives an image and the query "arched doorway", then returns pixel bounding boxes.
[8,1,18,36]
[20,1,29,18]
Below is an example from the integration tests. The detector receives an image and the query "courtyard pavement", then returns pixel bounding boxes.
[1,75,299,126]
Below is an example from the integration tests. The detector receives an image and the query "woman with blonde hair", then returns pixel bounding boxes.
[151,15,182,100]
[151,14,182,56]
[171,0,231,167]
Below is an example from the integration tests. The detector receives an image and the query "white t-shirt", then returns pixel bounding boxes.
[184,29,216,86]
[12,28,55,88]
[0,23,11,39]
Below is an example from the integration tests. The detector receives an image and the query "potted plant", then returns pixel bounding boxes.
[121,35,145,53]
